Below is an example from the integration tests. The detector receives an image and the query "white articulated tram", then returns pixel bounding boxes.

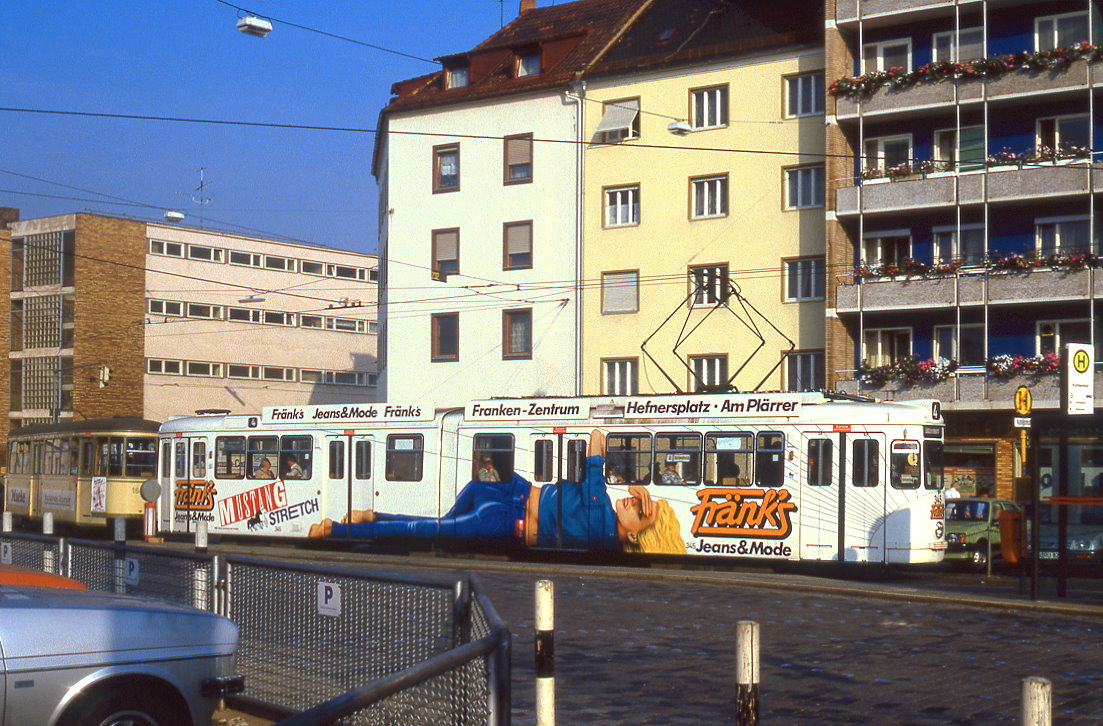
[157,392,948,564]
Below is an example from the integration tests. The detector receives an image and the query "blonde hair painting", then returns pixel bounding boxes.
[627,499,685,555]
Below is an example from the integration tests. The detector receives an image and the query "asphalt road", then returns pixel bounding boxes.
[201,543,1103,725]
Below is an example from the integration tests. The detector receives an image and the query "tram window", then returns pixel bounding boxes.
[852,439,879,487]
[329,441,345,479]
[655,433,701,485]
[756,433,785,487]
[279,435,313,480]
[606,434,651,485]
[108,437,126,477]
[85,440,98,476]
[386,434,424,482]
[473,434,514,482]
[705,433,752,486]
[44,440,59,475]
[566,439,586,483]
[215,437,246,479]
[127,439,158,478]
[7,443,16,474]
[191,441,207,478]
[247,436,279,480]
[355,440,371,480]
[68,438,80,475]
[160,442,171,480]
[807,439,833,486]
[174,440,187,479]
[890,440,921,490]
[924,440,944,490]
[533,440,554,482]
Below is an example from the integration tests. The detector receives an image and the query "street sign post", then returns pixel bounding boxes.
[1063,343,1094,415]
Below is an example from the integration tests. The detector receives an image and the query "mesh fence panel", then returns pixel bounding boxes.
[226,560,490,724]
[0,534,62,573]
[66,542,217,610]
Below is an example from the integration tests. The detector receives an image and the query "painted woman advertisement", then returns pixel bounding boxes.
[308,430,685,554]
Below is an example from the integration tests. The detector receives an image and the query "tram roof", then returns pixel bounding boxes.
[11,417,161,439]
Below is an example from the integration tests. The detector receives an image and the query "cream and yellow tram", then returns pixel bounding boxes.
[158,393,947,564]
[5,418,160,527]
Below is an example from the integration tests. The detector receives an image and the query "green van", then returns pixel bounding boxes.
[944,496,1021,570]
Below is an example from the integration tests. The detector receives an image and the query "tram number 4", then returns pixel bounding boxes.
[0,542,10,565]
[318,582,342,618]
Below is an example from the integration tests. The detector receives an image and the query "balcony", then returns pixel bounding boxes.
[836,0,980,26]
[836,165,1102,218]
[835,61,1094,121]
[836,268,1094,314]
[834,369,1103,411]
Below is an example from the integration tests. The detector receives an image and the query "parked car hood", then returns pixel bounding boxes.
[0,586,238,667]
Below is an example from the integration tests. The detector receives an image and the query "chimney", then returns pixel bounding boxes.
[520,0,536,14]
[0,207,19,230]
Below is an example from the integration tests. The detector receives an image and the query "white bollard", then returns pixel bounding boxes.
[736,621,760,726]
[2,511,11,532]
[113,516,126,544]
[1022,676,1052,726]
[42,512,54,536]
[195,521,208,553]
[535,579,555,726]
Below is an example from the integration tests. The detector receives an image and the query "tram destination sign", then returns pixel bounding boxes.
[465,394,805,421]
[261,403,434,424]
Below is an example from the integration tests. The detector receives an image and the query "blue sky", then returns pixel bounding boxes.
[2,1,533,255]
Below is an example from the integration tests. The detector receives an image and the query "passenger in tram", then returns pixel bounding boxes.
[308,430,685,554]
[282,454,307,480]
[660,461,683,486]
[476,456,501,483]
[252,457,276,479]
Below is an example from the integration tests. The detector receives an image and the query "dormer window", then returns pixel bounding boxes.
[447,66,469,89]
[517,52,541,77]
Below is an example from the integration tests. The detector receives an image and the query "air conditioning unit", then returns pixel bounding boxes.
[237,16,273,38]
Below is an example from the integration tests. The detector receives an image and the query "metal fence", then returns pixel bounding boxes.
[0,532,511,726]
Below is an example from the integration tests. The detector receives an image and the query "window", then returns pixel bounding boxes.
[325,317,365,332]
[1038,319,1091,356]
[863,328,911,367]
[246,436,279,480]
[863,232,911,267]
[516,52,540,77]
[933,27,984,63]
[605,185,640,227]
[473,434,515,482]
[150,240,183,257]
[786,351,824,391]
[187,244,223,263]
[1036,217,1091,255]
[852,439,880,487]
[432,312,459,362]
[214,437,245,479]
[862,38,912,73]
[690,264,729,306]
[325,371,374,386]
[691,85,728,129]
[864,135,912,172]
[263,311,294,326]
[280,435,313,480]
[1036,12,1089,51]
[433,144,460,192]
[787,73,824,117]
[690,354,728,392]
[229,251,262,268]
[502,308,532,359]
[934,225,985,265]
[432,228,460,278]
[786,257,824,300]
[186,361,223,377]
[934,126,985,172]
[534,440,554,482]
[602,270,639,314]
[300,369,323,383]
[355,441,371,479]
[786,166,824,209]
[229,307,261,323]
[606,434,652,485]
[604,358,638,395]
[503,221,532,269]
[148,300,183,317]
[447,66,469,89]
[692,175,728,218]
[368,268,379,283]
[756,433,785,487]
[147,359,182,375]
[186,303,221,320]
[386,434,424,481]
[594,98,640,143]
[1037,114,1090,156]
[328,264,368,281]
[504,134,533,184]
[705,433,752,485]
[301,261,324,276]
[328,441,345,479]
[807,439,833,486]
[655,433,702,486]
[264,255,295,272]
[935,324,985,366]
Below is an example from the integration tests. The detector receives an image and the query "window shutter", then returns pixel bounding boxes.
[602,271,638,313]
[505,223,531,255]
[506,136,532,167]
[435,230,458,259]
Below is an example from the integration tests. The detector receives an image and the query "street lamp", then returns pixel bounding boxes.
[236,15,273,38]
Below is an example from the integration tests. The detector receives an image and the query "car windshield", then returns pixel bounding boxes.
[946,501,988,521]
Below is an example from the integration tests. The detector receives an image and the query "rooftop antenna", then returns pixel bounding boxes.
[188,167,214,229]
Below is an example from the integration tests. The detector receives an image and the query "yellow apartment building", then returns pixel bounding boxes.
[581,30,825,396]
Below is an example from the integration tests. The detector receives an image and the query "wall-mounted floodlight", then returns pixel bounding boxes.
[238,294,266,303]
[237,15,273,38]
[667,121,692,135]
[163,210,185,223]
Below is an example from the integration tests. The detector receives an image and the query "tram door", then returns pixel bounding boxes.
[323,434,374,536]
[162,436,209,534]
[801,436,838,560]
[529,432,588,548]
[841,432,887,562]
